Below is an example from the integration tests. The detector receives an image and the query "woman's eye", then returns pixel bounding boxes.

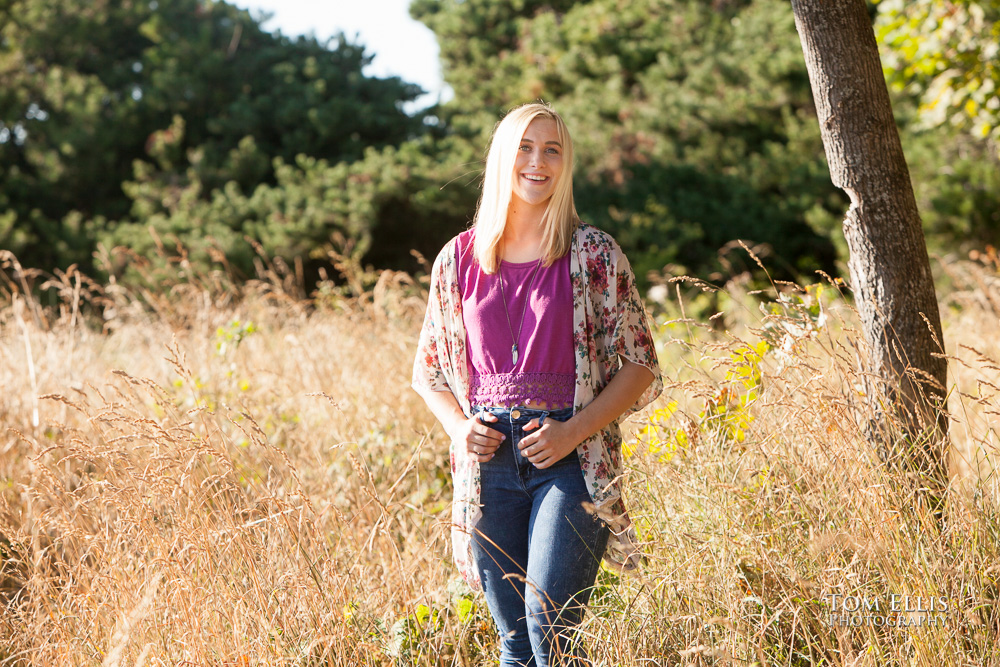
[546,148,559,155]
[519,145,531,151]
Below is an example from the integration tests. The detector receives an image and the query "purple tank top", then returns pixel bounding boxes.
[456,230,575,408]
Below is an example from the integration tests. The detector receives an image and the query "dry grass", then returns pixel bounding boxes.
[0,247,998,666]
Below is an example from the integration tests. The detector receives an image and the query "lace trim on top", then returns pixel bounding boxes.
[469,371,575,408]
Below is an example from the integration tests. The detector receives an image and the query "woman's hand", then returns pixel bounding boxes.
[418,359,653,469]
[516,360,656,469]
[450,411,505,463]
[518,417,583,469]
[415,391,506,463]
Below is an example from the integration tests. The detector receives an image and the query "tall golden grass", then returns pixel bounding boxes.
[0,246,998,666]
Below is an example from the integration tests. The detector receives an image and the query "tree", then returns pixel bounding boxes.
[413,0,841,284]
[99,119,479,287]
[0,0,424,271]
[790,0,948,479]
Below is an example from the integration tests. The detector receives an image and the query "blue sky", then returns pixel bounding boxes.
[229,0,450,108]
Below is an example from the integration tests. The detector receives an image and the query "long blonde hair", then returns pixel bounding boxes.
[472,103,578,274]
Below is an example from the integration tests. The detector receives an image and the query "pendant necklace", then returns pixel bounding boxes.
[497,258,542,366]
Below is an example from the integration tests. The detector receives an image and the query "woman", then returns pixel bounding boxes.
[412,103,662,666]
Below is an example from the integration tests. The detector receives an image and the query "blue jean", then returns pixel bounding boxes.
[471,406,610,667]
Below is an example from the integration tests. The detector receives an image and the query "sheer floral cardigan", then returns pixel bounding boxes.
[412,222,663,589]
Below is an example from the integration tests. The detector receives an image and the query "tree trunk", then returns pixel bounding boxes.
[790,0,948,480]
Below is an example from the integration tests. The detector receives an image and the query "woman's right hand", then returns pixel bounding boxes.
[450,411,505,462]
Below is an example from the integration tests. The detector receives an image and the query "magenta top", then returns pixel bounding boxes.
[456,230,575,408]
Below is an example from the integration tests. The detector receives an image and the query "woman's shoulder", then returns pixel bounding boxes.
[455,228,475,253]
[432,229,474,265]
[574,222,624,257]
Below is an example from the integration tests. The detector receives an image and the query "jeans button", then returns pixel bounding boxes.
[511,409,521,419]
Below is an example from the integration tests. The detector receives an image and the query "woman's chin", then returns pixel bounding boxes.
[513,191,554,209]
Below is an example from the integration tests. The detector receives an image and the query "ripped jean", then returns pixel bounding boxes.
[471,406,610,667]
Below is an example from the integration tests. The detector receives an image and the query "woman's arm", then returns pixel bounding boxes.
[412,238,506,461]
[416,387,506,463]
[517,358,655,469]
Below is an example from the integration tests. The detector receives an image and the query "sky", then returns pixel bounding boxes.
[228,0,450,110]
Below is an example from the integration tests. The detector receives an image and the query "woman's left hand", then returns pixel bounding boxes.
[518,417,582,469]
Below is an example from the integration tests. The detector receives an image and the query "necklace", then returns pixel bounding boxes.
[497,258,542,366]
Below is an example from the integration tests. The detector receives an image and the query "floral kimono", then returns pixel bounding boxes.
[412,222,663,589]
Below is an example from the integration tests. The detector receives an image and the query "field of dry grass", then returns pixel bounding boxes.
[0,249,998,666]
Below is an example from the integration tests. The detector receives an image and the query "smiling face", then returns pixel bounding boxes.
[472,104,579,271]
[510,118,564,211]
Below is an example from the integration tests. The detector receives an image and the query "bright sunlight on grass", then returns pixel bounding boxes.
[0,246,998,665]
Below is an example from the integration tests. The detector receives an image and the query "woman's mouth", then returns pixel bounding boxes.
[522,174,549,183]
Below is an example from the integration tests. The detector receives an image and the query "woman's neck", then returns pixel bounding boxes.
[502,200,546,263]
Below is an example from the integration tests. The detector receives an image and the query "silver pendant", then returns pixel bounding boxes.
[512,343,519,365]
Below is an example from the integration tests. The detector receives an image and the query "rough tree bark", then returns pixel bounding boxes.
[790,0,948,480]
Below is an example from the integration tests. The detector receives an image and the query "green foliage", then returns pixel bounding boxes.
[1,0,996,290]
[632,282,831,461]
[876,0,1000,146]
[386,604,443,661]
[876,1,1000,252]
[0,0,424,273]
[415,0,842,283]
[97,116,477,284]
[903,122,1000,250]
[412,0,579,111]
[215,319,257,356]
[380,580,493,665]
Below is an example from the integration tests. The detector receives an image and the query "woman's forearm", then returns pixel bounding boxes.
[417,359,655,469]
[415,387,468,438]
[565,359,655,446]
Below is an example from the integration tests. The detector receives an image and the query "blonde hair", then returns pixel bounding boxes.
[472,103,578,273]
